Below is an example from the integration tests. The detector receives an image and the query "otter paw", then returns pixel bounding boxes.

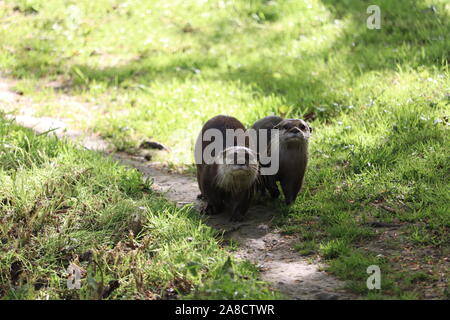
[205,204,214,215]
[285,196,296,205]
[202,203,221,215]
[268,188,280,199]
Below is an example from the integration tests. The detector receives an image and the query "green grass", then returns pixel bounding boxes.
[0,114,278,299]
[0,0,449,299]
[327,252,386,294]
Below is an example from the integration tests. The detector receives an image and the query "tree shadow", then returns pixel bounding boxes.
[69,53,219,89]
[215,0,450,115]
[320,0,450,71]
[4,0,449,122]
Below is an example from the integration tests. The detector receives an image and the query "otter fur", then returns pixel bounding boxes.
[252,115,312,205]
[195,115,259,221]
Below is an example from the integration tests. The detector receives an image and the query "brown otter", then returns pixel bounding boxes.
[252,115,312,205]
[195,115,259,221]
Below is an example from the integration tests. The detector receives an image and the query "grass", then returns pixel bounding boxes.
[0,0,449,299]
[0,114,278,299]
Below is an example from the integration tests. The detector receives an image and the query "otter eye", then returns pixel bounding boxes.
[299,124,306,131]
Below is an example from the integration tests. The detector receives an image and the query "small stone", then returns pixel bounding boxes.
[144,153,152,161]
[139,140,167,151]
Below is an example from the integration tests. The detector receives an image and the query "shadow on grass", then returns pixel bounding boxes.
[320,0,450,70]
[5,0,449,120]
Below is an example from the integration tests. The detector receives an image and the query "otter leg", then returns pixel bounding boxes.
[256,180,266,197]
[280,178,302,205]
[204,188,225,215]
[203,202,223,215]
[264,176,280,199]
[196,165,203,197]
[229,192,251,222]
[253,180,267,203]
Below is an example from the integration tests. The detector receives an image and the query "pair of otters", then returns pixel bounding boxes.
[196,115,312,221]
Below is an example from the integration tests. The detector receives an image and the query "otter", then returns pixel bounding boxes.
[252,115,312,205]
[195,115,259,221]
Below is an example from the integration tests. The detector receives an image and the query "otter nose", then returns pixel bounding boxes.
[289,127,301,134]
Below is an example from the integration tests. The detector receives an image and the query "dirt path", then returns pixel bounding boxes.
[0,77,354,300]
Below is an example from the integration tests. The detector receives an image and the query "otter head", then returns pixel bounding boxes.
[274,119,312,147]
[215,146,259,193]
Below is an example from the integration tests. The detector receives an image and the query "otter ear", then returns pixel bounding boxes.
[309,126,313,133]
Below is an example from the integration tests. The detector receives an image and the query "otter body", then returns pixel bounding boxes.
[195,115,258,221]
[252,116,311,205]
